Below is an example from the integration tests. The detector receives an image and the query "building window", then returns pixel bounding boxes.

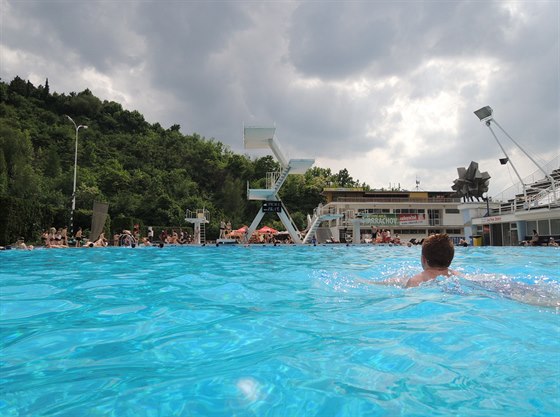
[394,208,425,214]
[551,219,560,235]
[538,220,550,235]
[428,209,441,226]
[445,208,460,214]
[446,229,462,235]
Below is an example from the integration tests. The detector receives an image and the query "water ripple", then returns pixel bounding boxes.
[0,246,558,416]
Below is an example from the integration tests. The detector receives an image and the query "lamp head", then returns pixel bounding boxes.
[474,106,493,122]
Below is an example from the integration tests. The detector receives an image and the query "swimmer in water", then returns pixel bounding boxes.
[365,234,559,308]
[405,233,457,288]
[363,233,457,288]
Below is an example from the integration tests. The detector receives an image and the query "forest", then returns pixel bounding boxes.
[0,76,370,245]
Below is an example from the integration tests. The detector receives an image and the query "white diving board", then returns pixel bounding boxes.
[243,125,315,244]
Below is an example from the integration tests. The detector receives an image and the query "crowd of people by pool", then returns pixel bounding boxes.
[1,223,558,250]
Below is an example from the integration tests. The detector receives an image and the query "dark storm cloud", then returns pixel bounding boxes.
[3,1,144,72]
[135,2,250,88]
[286,2,512,80]
[288,2,396,79]
[1,0,558,193]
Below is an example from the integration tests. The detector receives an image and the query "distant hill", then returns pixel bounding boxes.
[0,76,369,244]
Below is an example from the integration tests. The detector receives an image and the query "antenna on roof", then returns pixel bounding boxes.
[415,177,421,191]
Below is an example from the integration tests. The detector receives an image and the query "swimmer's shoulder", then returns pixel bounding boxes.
[406,268,460,288]
[404,272,429,288]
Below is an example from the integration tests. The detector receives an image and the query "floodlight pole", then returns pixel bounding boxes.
[65,115,88,235]
[484,120,528,204]
[491,118,557,204]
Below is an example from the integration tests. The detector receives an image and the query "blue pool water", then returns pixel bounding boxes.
[1,245,559,416]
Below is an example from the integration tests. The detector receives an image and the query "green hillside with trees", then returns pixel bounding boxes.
[0,76,368,245]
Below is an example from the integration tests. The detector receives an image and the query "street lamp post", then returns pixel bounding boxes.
[65,115,88,235]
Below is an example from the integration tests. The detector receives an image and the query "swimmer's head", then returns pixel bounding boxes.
[421,233,454,268]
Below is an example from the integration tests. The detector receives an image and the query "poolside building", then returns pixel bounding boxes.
[310,188,465,244]
[308,160,559,246]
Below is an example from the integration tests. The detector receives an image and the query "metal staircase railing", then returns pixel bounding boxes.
[266,171,280,189]
[200,222,206,244]
[527,185,559,208]
[302,203,342,244]
[274,166,291,193]
[302,214,320,244]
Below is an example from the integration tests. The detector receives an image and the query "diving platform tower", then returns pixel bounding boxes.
[244,126,314,244]
[185,209,209,244]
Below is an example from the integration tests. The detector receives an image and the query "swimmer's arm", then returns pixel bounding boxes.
[357,276,409,287]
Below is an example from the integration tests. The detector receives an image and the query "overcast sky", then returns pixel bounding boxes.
[1,0,558,197]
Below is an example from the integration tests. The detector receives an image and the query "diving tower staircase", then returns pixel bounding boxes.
[185,209,209,245]
[302,204,343,244]
[244,126,315,244]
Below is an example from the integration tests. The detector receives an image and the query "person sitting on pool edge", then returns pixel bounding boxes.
[405,233,457,288]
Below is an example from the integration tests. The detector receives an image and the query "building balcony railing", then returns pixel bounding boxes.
[332,197,461,204]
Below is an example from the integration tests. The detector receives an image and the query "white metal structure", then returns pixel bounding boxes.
[463,159,560,246]
[474,106,558,208]
[243,126,317,244]
[302,204,343,244]
[185,209,209,244]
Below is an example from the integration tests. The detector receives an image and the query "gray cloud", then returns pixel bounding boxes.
[1,0,558,195]
[288,3,397,79]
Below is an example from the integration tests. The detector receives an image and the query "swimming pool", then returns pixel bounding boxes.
[1,245,559,416]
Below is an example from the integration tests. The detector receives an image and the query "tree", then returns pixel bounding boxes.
[219,174,246,225]
[0,123,34,186]
[43,146,62,178]
[8,76,28,97]
[65,89,102,118]
[0,148,8,194]
[0,75,373,245]
[333,168,355,187]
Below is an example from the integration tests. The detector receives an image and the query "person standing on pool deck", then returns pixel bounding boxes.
[219,220,226,239]
[405,233,456,288]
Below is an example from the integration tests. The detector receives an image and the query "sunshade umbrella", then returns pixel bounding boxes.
[229,226,249,237]
[257,226,278,234]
